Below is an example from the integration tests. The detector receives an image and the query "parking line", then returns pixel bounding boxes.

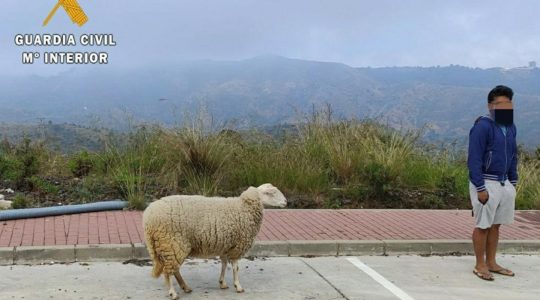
[346,257,415,300]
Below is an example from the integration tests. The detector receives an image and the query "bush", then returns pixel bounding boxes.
[515,155,540,209]
[230,137,330,197]
[11,193,30,209]
[362,162,394,200]
[103,125,165,210]
[68,150,95,177]
[28,176,59,195]
[15,138,43,179]
[72,175,114,203]
[0,155,24,182]
[420,194,445,209]
[157,113,234,196]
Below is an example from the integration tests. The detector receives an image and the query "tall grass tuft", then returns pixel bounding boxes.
[159,111,234,196]
[102,125,164,210]
[516,154,540,209]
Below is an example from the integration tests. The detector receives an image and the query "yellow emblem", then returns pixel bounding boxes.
[43,0,88,27]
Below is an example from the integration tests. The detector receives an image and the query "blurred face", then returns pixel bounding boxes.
[488,96,513,125]
[488,96,513,111]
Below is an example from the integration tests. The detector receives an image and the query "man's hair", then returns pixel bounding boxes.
[488,85,513,103]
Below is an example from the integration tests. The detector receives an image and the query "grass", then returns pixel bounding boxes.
[101,125,165,210]
[159,123,233,196]
[515,154,540,209]
[1,109,539,210]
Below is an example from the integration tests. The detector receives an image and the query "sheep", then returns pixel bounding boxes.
[143,183,287,299]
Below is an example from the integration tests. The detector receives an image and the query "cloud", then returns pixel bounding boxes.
[1,0,539,75]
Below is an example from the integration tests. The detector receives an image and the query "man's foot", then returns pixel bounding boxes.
[487,263,515,276]
[473,268,494,281]
[489,267,515,276]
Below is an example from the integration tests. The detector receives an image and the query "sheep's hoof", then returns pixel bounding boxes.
[168,291,179,299]
[234,285,245,293]
[219,280,229,289]
[183,287,192,293]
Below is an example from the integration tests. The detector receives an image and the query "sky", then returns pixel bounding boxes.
[1,0,539,76]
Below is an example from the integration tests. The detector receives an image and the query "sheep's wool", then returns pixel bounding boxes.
[143,187,263,277]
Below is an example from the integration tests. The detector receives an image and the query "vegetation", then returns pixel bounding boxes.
[1,110,539,210]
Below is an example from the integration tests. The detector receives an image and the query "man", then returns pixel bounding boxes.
[467,85,518,281]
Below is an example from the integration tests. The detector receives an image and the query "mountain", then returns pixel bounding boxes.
[0,123,113,153]
[1,55,539,148]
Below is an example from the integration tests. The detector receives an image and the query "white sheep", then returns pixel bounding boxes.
[143,183,287,299]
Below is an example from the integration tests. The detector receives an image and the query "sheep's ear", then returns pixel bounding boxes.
[240,187,260,201]
[258,183,274,189]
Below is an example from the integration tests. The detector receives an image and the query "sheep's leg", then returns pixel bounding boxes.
[174,270,192,293]
[231,259,244,293]
[219,255,229,289]
[164,273,179,300]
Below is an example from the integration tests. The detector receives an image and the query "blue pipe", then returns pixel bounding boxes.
[0,200,128,221]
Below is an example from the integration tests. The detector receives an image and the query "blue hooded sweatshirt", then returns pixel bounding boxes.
[467,115,518,192]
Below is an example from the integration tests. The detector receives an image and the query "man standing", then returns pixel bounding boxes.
[467,85,518,281]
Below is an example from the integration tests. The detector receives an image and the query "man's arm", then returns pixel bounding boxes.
[508,126,518,186]
[467,122,488,192]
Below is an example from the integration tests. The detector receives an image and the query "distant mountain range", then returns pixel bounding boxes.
[1,55,539,149]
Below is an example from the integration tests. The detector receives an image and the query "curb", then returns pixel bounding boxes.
[1,240,539,265]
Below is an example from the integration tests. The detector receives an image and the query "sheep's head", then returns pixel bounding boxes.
[257,183,287,208]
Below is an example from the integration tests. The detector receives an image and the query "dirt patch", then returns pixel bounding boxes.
[122,259,153,267]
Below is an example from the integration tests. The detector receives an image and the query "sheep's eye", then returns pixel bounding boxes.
[265,189,278,195]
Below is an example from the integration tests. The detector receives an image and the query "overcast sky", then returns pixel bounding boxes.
[1,0,539,76]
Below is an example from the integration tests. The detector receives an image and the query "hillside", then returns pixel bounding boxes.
[1,56,538,148]
[0,123,112,153]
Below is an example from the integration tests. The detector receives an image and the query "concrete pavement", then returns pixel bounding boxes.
[1,255,538,300]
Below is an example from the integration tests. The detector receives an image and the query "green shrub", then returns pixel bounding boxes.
[362,162,394,200]
[15,138,43,179]
[68,150,95,177]
[515,155,540,209]
[103,126,165,210]
[0,155,24,182]
[72,175,113,203]
[420,194,445,209]
[11,193,30,209]
[28,176,59,194]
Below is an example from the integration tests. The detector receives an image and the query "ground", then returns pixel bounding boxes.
[1,255,539,300]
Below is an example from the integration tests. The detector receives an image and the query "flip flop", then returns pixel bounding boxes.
[473,268,494,281]
[489,268,515,277]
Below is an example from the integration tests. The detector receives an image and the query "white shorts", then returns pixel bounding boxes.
[469,179,516,229]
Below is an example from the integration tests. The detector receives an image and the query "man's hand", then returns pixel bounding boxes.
[478,190,489,204]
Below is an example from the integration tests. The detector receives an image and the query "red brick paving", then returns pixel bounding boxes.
[1,209,539,247]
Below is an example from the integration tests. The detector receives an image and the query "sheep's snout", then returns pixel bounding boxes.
[257,183,287,208]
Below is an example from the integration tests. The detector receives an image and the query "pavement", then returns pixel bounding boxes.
[1,209,540,264]
[1,255,539,300]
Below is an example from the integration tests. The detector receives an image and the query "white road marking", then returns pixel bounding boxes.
[346,257,415,300]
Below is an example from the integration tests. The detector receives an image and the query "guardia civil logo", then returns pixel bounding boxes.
[43,0,88,27]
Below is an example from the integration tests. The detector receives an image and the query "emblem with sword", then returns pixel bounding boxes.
[43,0,88,27]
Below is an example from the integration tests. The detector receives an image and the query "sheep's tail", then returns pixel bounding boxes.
[144,231,164,278]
